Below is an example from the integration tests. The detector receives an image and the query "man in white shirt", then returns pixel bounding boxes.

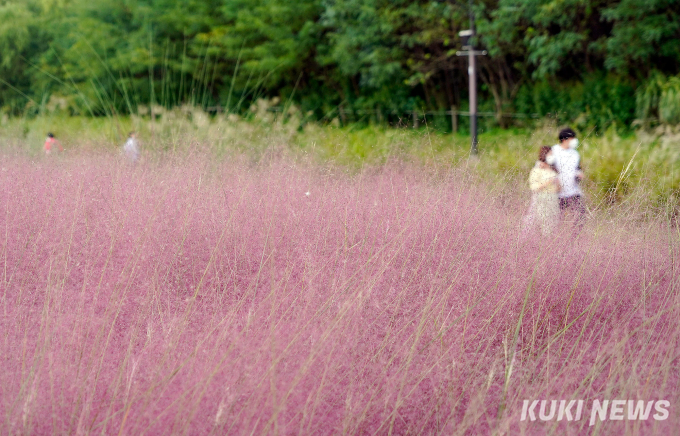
[551,127,585,227]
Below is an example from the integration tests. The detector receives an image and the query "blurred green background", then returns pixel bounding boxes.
[0,0,679,132]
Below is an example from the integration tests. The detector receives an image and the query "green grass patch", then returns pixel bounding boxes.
[2,111,679,216]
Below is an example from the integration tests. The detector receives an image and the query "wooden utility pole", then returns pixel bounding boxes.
[456,0,486,155]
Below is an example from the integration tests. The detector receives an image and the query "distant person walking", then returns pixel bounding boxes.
[44,133,63,155]
[552,127,585,227]
[522,146,560,236]
[123,132,140,163]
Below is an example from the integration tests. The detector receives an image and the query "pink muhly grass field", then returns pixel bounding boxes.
[0,153,678,435]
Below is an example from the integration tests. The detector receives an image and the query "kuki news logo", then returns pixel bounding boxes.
[521,400,670,426]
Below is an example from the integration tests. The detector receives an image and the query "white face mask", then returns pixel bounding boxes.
[569,138,579,149]
[545,154,556,165]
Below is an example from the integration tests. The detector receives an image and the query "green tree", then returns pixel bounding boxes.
[603,0,680,76]
[0,0,676,131]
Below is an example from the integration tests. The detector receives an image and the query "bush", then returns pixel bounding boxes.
[636,71,680,127]
[514,74,636,133]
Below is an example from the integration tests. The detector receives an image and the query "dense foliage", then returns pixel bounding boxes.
[0,0,678,130]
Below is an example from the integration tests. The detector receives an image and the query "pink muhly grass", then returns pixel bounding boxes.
[0,152,678,435]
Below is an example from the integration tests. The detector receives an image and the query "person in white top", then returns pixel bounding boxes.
[551,127,585,226]
[123,132,140,163]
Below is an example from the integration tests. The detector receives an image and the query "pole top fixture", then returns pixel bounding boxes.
[455,50,487,56]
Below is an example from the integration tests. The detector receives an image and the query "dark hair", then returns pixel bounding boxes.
[538,145,552,163]
[558,127,576,141]
[47,132,54,138]
[128,131,135,137]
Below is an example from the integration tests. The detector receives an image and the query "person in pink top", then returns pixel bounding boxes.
[44,132,63,155]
